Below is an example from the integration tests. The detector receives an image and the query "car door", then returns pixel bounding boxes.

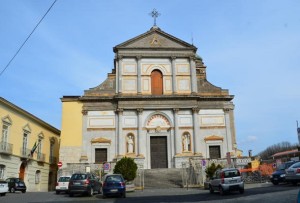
[211,170,220,190]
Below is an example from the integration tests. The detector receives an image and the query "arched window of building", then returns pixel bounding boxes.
[182,133,191,152]
[0,164,5,179]
[151,70,163,95]
[35,170,41,184]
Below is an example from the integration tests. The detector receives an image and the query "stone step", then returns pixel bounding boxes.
[143,168,183,188]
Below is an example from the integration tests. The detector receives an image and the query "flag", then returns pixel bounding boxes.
[30,141,38,156]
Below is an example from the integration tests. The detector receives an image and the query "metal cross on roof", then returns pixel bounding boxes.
[149,9,161,26]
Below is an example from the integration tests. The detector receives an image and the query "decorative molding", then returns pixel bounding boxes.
[82,110,88,115]
[200,126,225,129]
[91,137,112,144]
[204,135,224,142]
[137,108,143,114]
[192,107,200,113]
[173,108,179,113]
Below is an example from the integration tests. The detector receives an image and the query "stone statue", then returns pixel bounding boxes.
[183,134,190,152]
[127,135,134,153]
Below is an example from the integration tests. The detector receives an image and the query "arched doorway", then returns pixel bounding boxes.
[19,162,26,181]
[151,70,163,95]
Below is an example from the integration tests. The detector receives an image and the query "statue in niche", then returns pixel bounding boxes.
[127,135,134,153]
[183,134,190,152]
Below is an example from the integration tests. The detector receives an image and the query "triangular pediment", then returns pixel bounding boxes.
[91,137,111,144]
[114,27,196,50]
[2,115,12,124]
[23,123,31,133]
[204,135,224,142]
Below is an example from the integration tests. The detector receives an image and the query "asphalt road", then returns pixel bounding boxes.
[0,183,299,203]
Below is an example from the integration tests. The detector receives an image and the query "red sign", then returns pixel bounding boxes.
[58,161,62,168]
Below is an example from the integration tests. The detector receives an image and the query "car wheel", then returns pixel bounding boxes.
[122,192,126,198]
[88,188,93,196]
[102,194,106,199]
[22,190,26,193]
[11,188,15,193]
[272,181,279,185]
[69,192,73,197]
[0,193,5,196]
[209,185,214,194]
[56,190,60,194]
[219,186,224,196]
[239,188,244,194]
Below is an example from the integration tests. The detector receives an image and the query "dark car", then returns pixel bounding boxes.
[270,161,298,185]
[68,173,101,197]
[102,174,126,198]
[5,178,26,193]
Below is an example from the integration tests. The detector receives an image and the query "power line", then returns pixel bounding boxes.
[0,0,57,77]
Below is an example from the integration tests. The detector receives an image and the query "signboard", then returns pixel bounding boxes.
[58,161,62,168]
[103,162,110,171]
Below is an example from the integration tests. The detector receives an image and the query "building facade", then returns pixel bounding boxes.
[60,26,238,170]
[0,97,60,191]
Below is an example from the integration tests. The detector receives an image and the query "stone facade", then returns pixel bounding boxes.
[60,26,238,170]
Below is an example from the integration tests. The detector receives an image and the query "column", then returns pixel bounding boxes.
[171,57,177,94]
[192,107,200,154]
[118,55,123,94]
[137,56,142,94]
[137,108,143,156]
[117,108,124,156]
[224,108,232,153]
[115,110,119,156]
[189,57,197,94]
[173,108,180,155]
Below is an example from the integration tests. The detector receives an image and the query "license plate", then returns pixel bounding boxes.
[274,178,278,180]
[230,180,237,183]
[60,187,66,189]
[74,182,81,185]
[110,189,118,192]
[19,183,24,186]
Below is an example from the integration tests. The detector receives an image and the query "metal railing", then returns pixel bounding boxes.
[20,147,31,158]
[0,141,13,155]
[36,152,45,162]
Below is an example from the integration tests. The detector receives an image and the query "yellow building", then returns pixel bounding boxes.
[0,97,60,192]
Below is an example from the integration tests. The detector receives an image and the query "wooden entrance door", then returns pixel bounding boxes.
[150,136,168,168]
[151,70,163,95]
[209,146,221,159]
[95,148,107,163]
[19,163,25,181]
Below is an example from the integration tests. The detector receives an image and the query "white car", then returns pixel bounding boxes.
[0,179,9,196]
[55,176,71,194]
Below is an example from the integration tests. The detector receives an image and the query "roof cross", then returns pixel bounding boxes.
[149,9,161,26]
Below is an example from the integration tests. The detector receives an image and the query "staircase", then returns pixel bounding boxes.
[143,168,183,188]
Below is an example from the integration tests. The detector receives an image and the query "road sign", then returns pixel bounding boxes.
[58,161,62,168]
[103,162,110,171]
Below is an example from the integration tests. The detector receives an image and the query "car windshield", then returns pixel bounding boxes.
[224,170,240,178]
[71,174,87,180]
[105,175,123,182]
[59,177,70,182]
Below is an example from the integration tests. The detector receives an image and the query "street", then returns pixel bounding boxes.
[0,183,299,203]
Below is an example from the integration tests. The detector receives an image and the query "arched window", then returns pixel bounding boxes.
[35,170,41,184]
[151,70,163,95]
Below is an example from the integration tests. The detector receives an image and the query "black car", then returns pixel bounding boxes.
[68,173,101,197]
[270,161,298,185]
[5,178,26,193]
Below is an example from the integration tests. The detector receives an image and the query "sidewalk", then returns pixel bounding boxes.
[244,182,273,189]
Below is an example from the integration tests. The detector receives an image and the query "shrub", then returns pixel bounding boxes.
[113,157,138,181]
[205,163,223,179]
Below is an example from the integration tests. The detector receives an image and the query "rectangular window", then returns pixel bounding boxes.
[209,146,221,159]
[37,139,42,159]
[22,132,28,156]
[1,124,8,142]
[0,165,5,179]
[95,148,107,163]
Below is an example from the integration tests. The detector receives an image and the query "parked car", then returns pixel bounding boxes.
[0,179,8,196]
[209,168,244,195]
[102,174,126,198]
[55,176,71,194]
[5,177,26,193]
[68,173,101,197]
[270,161,298,185]
[285,162,300,185]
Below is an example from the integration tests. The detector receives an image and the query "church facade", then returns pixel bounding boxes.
[60,26,238,170]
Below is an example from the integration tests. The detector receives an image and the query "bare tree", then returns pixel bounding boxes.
[257,141,298,160]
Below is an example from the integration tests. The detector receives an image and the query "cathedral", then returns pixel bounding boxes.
[60,22,238,170]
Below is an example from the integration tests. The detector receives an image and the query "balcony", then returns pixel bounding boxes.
[20,147,31,158]
[49,156,57,165]
[0,141,13,155]
[36,152,45,163]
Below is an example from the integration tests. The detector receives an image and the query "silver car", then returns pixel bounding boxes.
[285,162,300,185]
[209,168,244,195]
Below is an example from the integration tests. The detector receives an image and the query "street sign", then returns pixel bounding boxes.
[103,162,110,171]
[58,161,62,168]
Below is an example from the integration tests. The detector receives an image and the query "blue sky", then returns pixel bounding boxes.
[1,0,300,156]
